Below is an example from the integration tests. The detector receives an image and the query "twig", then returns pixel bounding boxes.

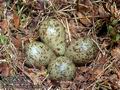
[91,38,105,55]
[86,59,117,89]
[65,18,71,42]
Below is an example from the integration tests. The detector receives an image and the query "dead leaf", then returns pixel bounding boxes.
[93,67,103,76]
[80,66,89,73]
[110,2,118,17]
[0,19,9,33]
[84,0,93,8]
[77,0,93,12]
[111,48,120,60]
[17,64,47,85]
[68,20,78,38]
[99,55,108,65]
[0,0,4,4]
[98,4,108,17]
[11,35,22,48]
[0,63,11,77]
[13,14,20,29]
[34,0,45,10]
[77,12,92,26]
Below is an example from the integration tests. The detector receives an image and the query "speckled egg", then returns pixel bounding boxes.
[25,41,56,67]
[47,56,76,80]
[65,37,98,65]
[39,18,66,56]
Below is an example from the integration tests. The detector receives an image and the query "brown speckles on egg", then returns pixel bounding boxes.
[47,56,76,80]
[65,37,98,65]
[39,18,66,56]
[25,41,56,67]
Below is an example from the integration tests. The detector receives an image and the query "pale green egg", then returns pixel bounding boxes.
[65,37,98,65]
[25,41,56,67]
[47,56,76,80]
[39,18,66,56]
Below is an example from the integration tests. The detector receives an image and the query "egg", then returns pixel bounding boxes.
[39,18,66,56]
[47,56,76,80]
[25,41,56,67]
[65,37,98,65]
